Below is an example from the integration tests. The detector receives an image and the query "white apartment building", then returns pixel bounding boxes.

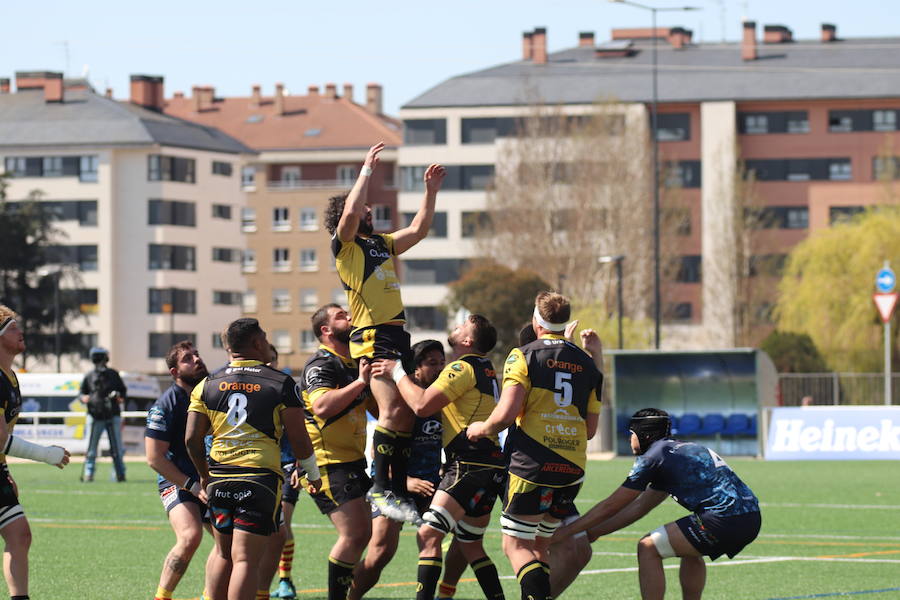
[0,73,253,373]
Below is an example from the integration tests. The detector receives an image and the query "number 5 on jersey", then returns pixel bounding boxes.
[554,372,573,407]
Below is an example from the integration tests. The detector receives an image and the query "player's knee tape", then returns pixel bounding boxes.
[648,525,676,558]
[422,505,457,536]
[455,520,486,543]
[500,513,538,540]
[536,519,560,539]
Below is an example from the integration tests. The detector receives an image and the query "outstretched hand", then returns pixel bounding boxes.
[424,164,446,193]
[580,328,603,357]
[364,142,385,170]
[53,446,71,469]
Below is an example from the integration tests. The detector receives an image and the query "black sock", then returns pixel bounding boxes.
[328,556,355,600]
[517,559,550,600]
[390,430,412,496]
[471,556,505,600]
[11,596,29,600]
[416,555,443,600]
[371,426,396,492]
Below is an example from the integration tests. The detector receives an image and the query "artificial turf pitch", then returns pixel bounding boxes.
[10,457,899,599]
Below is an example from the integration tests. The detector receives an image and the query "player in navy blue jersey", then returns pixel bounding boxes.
[554,408,761,600]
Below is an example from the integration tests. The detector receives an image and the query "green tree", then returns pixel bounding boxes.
[760,330,828,373]
[775,207,900,372]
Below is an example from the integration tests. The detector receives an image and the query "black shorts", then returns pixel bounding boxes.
[309,460,371,515]
[504,473,581,520]
[439,461,506,518]
[0,465,23,530]
[207,472,282,536]
[159,482,208,521]
[349,325,411,367]
[282,463,299,505]
[676,511,762,560]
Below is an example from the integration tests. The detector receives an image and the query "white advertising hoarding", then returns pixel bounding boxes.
[766,407,900,460]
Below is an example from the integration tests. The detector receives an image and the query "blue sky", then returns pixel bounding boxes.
[1,0,895,115]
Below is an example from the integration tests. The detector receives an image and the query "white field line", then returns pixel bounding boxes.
[575,499,900,511]
[609,530,900,542]
[592,552,900,565]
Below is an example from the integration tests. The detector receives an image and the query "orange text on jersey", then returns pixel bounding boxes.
[218,381,262,393]
[545,359,584,374]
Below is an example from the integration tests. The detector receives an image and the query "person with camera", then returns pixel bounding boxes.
[80,346,127,482]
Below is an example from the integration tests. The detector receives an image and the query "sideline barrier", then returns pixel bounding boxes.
[13,411,149,455]
[764,406,900,460]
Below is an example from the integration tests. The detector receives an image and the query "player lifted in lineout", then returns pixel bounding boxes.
[325,142,446,523]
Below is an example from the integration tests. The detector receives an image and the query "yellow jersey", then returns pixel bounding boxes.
[332,233,405,328]
[0,367,20,464]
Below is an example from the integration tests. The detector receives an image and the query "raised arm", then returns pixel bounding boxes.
[391,164,446,255]
[336,143,384,242]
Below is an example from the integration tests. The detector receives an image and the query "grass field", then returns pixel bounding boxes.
[9,457,900,600]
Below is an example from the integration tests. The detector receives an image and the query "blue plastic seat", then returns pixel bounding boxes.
[722,413,751,436]
[676,413,701,436]
[697,413,725,436]
[617,414,631,436]
[746,414,758,436]
[668,414,680,435]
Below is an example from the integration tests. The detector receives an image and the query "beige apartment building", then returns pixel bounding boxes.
[165,82,401,373]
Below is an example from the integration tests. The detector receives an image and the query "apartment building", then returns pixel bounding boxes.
[0,72,253,373]
[398,22,900,349]
[165,82,401,373]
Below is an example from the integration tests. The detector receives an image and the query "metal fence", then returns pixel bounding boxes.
[778,373,900,406]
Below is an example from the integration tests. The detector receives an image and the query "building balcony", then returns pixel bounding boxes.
[266,180,398,191]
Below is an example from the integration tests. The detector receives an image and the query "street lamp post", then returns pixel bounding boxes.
[599,255,626,349]
[608,0,699,349]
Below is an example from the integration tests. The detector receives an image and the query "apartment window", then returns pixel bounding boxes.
[300,248,318,272]
[149,332,196,358]
[299,289,318,311]
[272,207,290,231]
[148,199,196,227]
[873,156,900,180]
[79,156,99,182]
[406,306,448,332]
[242,289,257,313]
[787,112,810,133]
[402,211,448,237]
[47,245,98,271]
[331,288,345,304]
[829,160,852,181]
[746,158,852,182]
[372,205,392,230]
[241,166,256,189]
[738,111,809,134]
[273,248,291,271]
[830,109,899,132]
[148,155,196,183]
[12,200,98,226]
[213,290,242,305]
[829,206,865,224]
[874,110,897,132]
[461,118,516,144]
[212,247,241,263]
[272,289,291,312]
[4,155,97,180]
[273,330,292,354]
[212,161,233,176]
[242,249,257,272]
[828,112,854,132]
[460,212,490,238]
[211,334,224,349]
[655,113,690,141]
[675,255,701,283]
[664,302,693,323]
[401,166,427,192]
[72,288,98,314]
[663,161,701,188]
[403,119,447,145]
[241,207,257,232]
[300,330,317,351]
[148,288,196,314]
[744,114,768,134]
[337,165,357,186]
[402,259,465,285]
[748,254,787,277]
[280,166,301,186]
[750,206,809,229]
[299,208,317,231]
[42,157,63,177]
[148,244,196,271]
[403,165,496,191]
[212,204,232,219]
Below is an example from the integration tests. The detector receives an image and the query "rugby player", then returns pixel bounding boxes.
[348,340,468,600]
[0,305,70,600]
[373,314,507,600]
[186,318,321,600]
[300,304,375,600]
[146,341,230,600]
[553,409,762,600]
[325,142,446,523]
[468,292,603,600]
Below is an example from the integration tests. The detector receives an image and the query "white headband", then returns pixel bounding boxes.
[0,318,15,337]
[533,306,567,332]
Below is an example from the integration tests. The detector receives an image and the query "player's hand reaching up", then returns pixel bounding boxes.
[580,329,603,357]
[364,142,384,170]
[424,164,446,194]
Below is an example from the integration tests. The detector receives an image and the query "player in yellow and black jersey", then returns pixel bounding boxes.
[324,142,447,524]
[373,314,507,600]
[468,292,603,600]
[299,304,376,600]
[186,318,321,600]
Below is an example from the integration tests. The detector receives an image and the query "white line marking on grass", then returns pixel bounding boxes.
[760,502,900,511]
[29,488,157,497]
[758,533,900,542]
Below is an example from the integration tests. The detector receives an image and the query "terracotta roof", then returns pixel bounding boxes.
[164,91,401,152]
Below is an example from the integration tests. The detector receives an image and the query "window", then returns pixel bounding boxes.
[737,111,808,134]
[241,207,257,232]
[211,334,224,349]
[664,302,693,323]
[148,244,196,271]
[242,289,257,312]
[372,205,391,230]
[47,245,98,271]
[280,166,301,186]
[749,206,808,229]
[73,288,98,314]
[829,160,852,181]
[460,212,490,238]
[212,161,233,176]
[148,155,196,183]
[300,248,318,271]
[272,289,291,312]
[663,161,701,188]
[299,289,318,311]
[461,118,514,144]
[213,290,242,305]
[3,155,98,180]
[331,288,345,304]
[787,112,810,134]
[873,156,900,180]
[79,156,99,182]
[212,247,241,263]
[273,248,291,271]
[149,332,196,358]
[401,166,427,192]
[744,114,768,134]
[212,204,232,219]
[403,119,447,145]
[148,199,196,227]
[300,330,317,351]
[746,158,852,182]
[8,200,98,226]
[748,254,787,277]
[241,166,256,189]
[242,249,257,272]
[337,165,357,186]
[829,206,865,224]
[675,255,701,283]
[829,112,854,132]
[874,110,897,132]
[655,113,690,141]
[403,211,447,237]
[299,208,317,231]
[148,288,196,314]
[273,330,292,354]
[273,207,290,231]
[402,259,465,285]
[406,307,448,332]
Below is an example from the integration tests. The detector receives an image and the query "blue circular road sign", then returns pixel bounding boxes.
[876,267,896,293]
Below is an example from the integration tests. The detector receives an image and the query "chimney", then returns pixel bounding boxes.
[532,27,548,64]
[16,71,64,102]
[251,84,262,107]
[0,79,9,94]
[821,23,837,42]
[366,83,383,114]
[763,24,793,44]
[105,87,113,98]
[325,82,338,99]
[668,27,691,49]
[191,85,214,112]
[307,85,319,97]
[274,83,285,115]
[129,74,164,111]
[578,31,595,48]
[742,21,757,61]
[343,82,354,102]
[522,31,534,60]
[173,91,183,99]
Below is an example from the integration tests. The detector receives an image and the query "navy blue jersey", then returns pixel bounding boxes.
[145,384,198,488]
[408,415,442,484]
[623,439,759,517]
[280,435,296,466]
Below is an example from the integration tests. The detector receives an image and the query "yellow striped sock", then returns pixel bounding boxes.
[154,586,172,600]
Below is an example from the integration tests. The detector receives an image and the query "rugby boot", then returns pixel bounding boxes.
[397,495,424,526]
[271,578,297,598]
[366,488,407,522]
